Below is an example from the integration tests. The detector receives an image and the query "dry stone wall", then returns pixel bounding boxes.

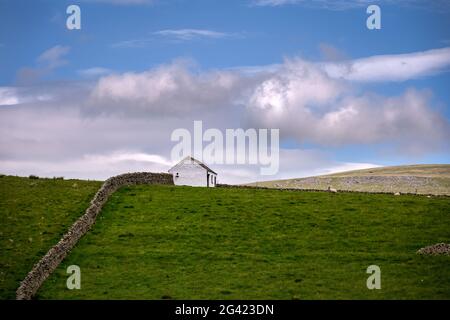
[417,243,450,255]
[16,172,173,300]
[217,183,448,197]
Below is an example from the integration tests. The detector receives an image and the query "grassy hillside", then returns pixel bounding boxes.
[247,164,450,195]
[0,175,102,299]
[37,185,450,299]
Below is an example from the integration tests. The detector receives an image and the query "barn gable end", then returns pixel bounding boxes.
[168,156,217,187]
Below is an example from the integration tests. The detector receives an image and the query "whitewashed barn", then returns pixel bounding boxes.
[168,156,218,187]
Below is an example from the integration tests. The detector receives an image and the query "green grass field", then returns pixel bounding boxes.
[31,184,449,300]
[0,175,102,299]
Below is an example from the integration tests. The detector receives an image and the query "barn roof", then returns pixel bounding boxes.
[169,156,217,175]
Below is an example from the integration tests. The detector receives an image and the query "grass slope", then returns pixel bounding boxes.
[323,164,450,178]
[247,164,450,195]
[0,175,102,299]
[38,185,450,299]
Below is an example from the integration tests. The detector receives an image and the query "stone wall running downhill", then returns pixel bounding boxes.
[16,172,174,300]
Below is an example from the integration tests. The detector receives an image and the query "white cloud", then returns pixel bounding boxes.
[322,47,450,82]
[81,0,153,5]
[251,0,450,11]
[0,145,377,184]
[245,58,450,152]
[0,87,52,106]
[252,0,376,9]
[113,29,239,48]
[0,152,171,181]
[16,45,71,84]
[247,59,344,114]
[228,64,281,75]
[315,90,447,149]
[0,80,384,184]
[0,87,20,106]
[235,47,450,82]
[111,39,153,48]
[318,162,382,176]
[9,50,450,153]
[154,29,233,41]
[253,0,300,6]
[37,45,70,69]
[78,67,113,78]
[90,61,246,115]
[2,47,449,183]
[87,152,173,166]
[48,51,450,152]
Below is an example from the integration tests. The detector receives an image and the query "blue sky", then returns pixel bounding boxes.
[0,0,449,183]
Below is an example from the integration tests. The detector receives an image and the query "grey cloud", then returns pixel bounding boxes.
[16,45,71,85]
[2,50,450,182]
[245,59,450,153]
[88,61,254,117]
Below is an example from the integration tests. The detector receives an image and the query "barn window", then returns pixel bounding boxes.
[176,173,179,178]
